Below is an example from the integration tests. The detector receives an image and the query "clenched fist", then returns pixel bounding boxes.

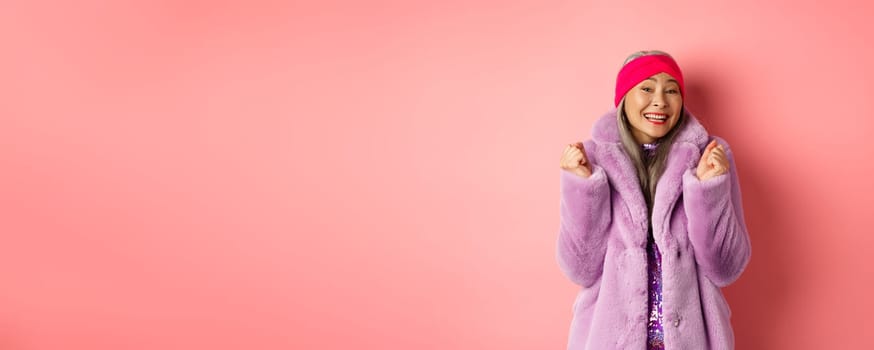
[560,142,593,179]
[696,140,729,181]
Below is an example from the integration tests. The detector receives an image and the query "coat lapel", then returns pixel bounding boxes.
[650,142,698,245]
[599,143,649,233]
[590,108,709,245]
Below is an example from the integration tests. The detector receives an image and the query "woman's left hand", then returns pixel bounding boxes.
[696,140,729,181]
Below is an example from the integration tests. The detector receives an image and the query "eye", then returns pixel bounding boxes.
[667,89,679,94]
[641,87,653,92]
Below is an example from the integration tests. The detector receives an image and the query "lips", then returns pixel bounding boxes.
[644,113,668,125]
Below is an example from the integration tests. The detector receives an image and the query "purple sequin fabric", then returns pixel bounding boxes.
[642,142,665,350]
[646,236,665,349]
[641,142,659,158]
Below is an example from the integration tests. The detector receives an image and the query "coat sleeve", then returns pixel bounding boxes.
[556,164,613,287]
[682,138,752,287]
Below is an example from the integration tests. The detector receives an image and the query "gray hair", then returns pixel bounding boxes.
[616,50,687,215]
[622,50,674,66]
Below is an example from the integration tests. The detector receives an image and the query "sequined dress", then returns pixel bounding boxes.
[642,142,665,350]
[646,232,665,349]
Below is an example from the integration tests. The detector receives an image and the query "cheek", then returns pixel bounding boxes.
[624,93,647,113]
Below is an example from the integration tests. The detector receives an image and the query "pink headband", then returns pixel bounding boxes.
[614,54,685,107]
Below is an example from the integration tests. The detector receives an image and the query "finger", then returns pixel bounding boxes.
[562,145,578,167]
[575,142,587,157]
[718,158,730,172]
[711,150,726,160]
[709,145,727,158]
[571,149,587,165]
[708,158,726,173]
[564,144,581,161]
[699,139,718,163]
[562,150,584,168]
[572,145,587,162]
[705,139,718,153]
[711,151,728,165]
[711,156,728,174]
[562,147,576,162]
[565,142,583,156]
[563,142,587,169]
[566,147,580,159]
[563,145,574,158]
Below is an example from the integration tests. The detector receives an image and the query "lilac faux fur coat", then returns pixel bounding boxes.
[557,109,751,349]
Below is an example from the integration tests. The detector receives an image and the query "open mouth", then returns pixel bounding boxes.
[644,113,668,124]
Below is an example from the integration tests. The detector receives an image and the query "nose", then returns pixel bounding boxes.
[652,92,667,107]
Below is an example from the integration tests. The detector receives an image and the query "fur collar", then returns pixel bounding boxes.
[589,108,711,248]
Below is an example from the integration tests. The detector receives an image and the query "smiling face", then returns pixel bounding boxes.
[622,72,683,144]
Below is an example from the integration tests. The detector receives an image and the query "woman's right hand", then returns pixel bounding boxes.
[560,142,593,179]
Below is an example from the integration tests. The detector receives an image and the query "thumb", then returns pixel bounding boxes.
[573,142,587,164]
[699,140,717,163]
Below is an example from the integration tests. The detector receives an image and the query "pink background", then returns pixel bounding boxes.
[2,0,873,349]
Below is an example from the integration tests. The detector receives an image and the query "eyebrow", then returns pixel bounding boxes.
[646,77,679,84]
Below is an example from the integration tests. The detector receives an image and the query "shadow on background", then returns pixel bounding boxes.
[684,65,795,349]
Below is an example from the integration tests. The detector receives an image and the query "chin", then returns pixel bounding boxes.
[648,132,669,140]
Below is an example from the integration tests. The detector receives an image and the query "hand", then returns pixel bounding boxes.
[696,140,729,181]
[560,142,593,179]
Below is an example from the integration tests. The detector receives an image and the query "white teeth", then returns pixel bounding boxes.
[644,114,667,120]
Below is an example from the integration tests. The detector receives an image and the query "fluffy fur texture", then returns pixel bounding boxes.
[557,109,751,349]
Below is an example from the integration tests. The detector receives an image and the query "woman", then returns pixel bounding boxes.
[557,51,751,349]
